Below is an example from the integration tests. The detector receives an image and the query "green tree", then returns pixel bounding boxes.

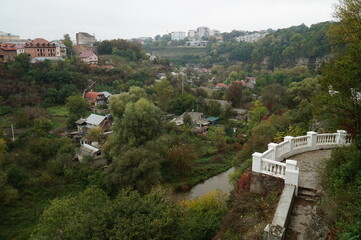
[248,100,269,128]
[154,79,175,111]
[65,95,88,127]
[106,147,161,193]
[319,0,361,137]
[86,127,104,143]
[32,187,109,239]
[63,34,73,57]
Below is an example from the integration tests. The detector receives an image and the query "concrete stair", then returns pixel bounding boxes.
[298,187,317,202]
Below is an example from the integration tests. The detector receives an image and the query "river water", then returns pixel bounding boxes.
[179,167,235,200]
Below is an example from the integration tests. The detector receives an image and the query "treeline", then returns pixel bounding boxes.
[205,22,332,69]
[97,39,146,61]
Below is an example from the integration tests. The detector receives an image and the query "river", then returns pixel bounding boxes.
[179,167,235,200]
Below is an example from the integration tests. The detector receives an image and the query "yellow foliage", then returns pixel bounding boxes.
[180,190,227,211]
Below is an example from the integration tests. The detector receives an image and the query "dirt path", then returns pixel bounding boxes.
[285,150,332,240]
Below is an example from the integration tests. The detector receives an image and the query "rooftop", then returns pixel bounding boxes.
[86,114,106,126]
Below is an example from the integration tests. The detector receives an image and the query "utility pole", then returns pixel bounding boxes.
[11,124,15,142]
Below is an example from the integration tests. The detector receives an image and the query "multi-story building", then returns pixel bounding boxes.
[0,31,20,42]
[197,26,210,39]
[24,38,56,58]
[188,30,197,41]
[236,32,268,43]
[75,32,97,54]
[171,31,186,41]
[76,32,96,45]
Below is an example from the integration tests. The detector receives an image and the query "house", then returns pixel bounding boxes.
[215,83,229,89]
[99,91,112,102]
[55,43,66,57]
[79,51,98,64]
[0,43,17,61]
[232,108,248,121]
[204,99,231,109]
[77,143,106,166]
[171,112,210,127]
[76,114,112,132]
[84,91,106,106]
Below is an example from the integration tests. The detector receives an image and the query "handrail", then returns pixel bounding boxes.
[252,130,351,183]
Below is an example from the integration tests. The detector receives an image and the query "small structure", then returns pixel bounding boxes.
[99,91,112,103]
[76,114,112,132]
[232,108,248,120]
[171,112,210,127]
[84,91,106,106]
[207,116,218,125]
[79,51,98,64]
[77,143,106,166]
[215,83,229,89]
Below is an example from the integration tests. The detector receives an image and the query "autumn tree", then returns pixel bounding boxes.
[225,83,243,107]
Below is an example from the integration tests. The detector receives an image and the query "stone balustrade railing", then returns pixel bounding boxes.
[252,130,351,190]
[256,130,351,240]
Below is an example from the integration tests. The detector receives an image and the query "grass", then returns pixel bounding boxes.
[47,106,69,116]
[151,47,207,59]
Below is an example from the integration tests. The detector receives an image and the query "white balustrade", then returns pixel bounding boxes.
[261,159,286,178]
[293,136,309,149]
[252,130,351,190]
[316,133,337,145]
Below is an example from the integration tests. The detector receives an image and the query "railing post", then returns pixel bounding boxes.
[284,136,294,153]
[285,159,299,195]
[268,143,278,161]
[252,152,263,173]
[337,130,347,145]
[307,131,317,150]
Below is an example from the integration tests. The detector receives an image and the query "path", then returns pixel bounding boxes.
[284,150,332,240]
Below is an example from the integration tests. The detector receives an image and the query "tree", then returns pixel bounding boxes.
[154,79,174,111]
[166,144,197,175]
[248,100,269,128]
[32,187,185,240]
[319,0,361,137]
[106,147,161,193]
[31,187,109,239]
[115,98,162,147]
[63,34,73,57]
[226,83,243,107]
[65,95,88,117]
[86,127,104,143]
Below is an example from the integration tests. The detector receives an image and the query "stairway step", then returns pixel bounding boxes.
[298,188,317,197]
[297,194,315,202]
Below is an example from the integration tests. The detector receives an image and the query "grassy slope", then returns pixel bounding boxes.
[151,47,207,60]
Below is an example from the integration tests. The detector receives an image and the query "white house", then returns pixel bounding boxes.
[79,51,98,64]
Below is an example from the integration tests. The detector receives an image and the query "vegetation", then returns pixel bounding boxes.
[0,0,360,238]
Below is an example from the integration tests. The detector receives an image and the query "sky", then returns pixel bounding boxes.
[0,0,338,41]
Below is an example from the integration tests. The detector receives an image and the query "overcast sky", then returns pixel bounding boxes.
[1,0,338,41]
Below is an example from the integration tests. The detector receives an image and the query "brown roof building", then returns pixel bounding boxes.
[24,38,56,58]
[80,51,98,65]
[0,43,17,62]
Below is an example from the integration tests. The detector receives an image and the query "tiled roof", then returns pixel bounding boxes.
[79,51,94,58]
[31,38,50,44]
[215,83,228,88]
[85,91,104,99]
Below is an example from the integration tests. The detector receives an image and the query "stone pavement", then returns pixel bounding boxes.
[284,150,332,240]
